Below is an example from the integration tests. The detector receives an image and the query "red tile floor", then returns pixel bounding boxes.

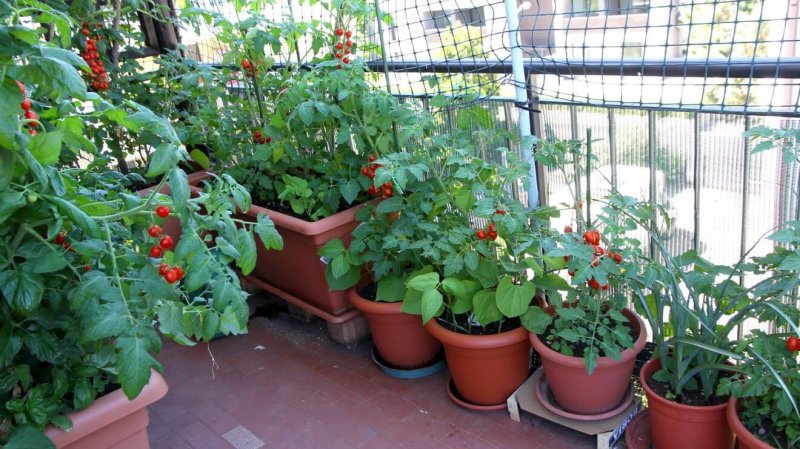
[148,298,596,449]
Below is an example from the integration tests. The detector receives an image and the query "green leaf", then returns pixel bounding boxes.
[521,306,553,334]
[69,239,106,256]
[235,228,257,275]
[32,252,68,273]
[28,131,62,166]
[0,147,13,189]
[18,55,86,99]
[466,258,499,289]
[531,273,570,290]
[145,143,179,178]
[297,102,314,125]
[319,239,346,259]
[189,149,210,169]
[169,168,189,212]
[473,289,503,326]
[201,311,220,341]
[220,305,246,335]
[4,425,56,449]
[496,276,536,317]
[331,254,352,279]
[340,180,360,204]
[84,302,131,341]
[376,276,405,302]
[556,307,586,321]
[324,263,360,290]
[421,289,443,324]
[376,196,404,213]
[558,328,581,342]
[116,335,162,400]
[0,191,26,225]
[184,253,213,291]
[0,267,44,312]
[44,195,99,238]
[407,272,440,291]
[254,214,283,250]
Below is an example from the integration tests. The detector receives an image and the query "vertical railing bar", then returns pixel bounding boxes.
[738,116,752,339]
[608,108,618,191]
[571,105,583,226]
[648,110,657,259]
[694,113,702,252]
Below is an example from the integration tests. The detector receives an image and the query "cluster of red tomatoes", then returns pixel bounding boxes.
[17,81,39,136]
[252,129,271,145]
[476,211,505,241]
[360,154,393,198]
[147,206,184,284]
[563,227,624,291]
[52,231,94,272]
[79,23,109,91]
[333,28,354,69]
[241,58,259,77]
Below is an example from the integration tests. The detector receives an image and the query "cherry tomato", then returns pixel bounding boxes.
[476,229,487,240]
[82,28,90,36]
[336,43,343,50]
[164,269,179,284]
[54,233,66,245]
[613,253,623,264]
[241,59,251,70]
[361,167,369,176]
[254,130,261,139]
[336,28,344,36]
[24,110,37,120]
[346,40,353,47]
[382,182,392,189]
[345,30,352,38]
[265,137,272,143]
[563,255,570,262]
[495,209,506,215]
[488,223,496,232]
[84,264,91,272]
[368,154,377,162]
[148,224,162,238]
[159,235,174,250]
[20,98,31,111]
[342,57,350,64]
[488,230,498,240]
[588,279,600,290]
[787,336,799,352]
[602,284,609,291]
[568,271,575,277]
[172,266,184,280]
[564,225,573,233]
[258,138,266,145]
[382,187,392,197]
[28,129,37,136]
[335,52,342,59]
[149,246,164,258]
[155,205,170,218]
[159,263,169,276]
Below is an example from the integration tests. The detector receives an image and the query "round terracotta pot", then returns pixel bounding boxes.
[530,308,647,415]
[348,287,441,369]
[727,397,774,449]
[641,358,733,449]
[425,318,530,406]
[625,410,652,449]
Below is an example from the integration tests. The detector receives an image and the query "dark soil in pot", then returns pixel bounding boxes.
[437,314,522,336]
[646,373,728,407]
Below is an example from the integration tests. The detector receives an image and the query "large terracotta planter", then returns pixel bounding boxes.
[727,397,774,449]
[349,287,441,369]
[641,358,733,449]
[529,308,647,415]
[240,202,365,316]
[425,318,530,406]
[45,370,168,449]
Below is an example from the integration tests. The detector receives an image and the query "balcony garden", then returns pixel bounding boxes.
[1,1,799,449]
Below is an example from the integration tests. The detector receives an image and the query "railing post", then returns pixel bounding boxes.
[504,0,539,208]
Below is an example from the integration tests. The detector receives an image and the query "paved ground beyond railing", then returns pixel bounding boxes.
[148,295,594,449]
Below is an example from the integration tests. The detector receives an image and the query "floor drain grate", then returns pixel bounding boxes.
[222,425,265,449]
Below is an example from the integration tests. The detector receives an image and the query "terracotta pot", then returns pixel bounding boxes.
[625,410,652,449]
[425,318,530,406]
[530,308,647,415]
[241,202,364,315]
[348,287,441,369]
[45,370,168,449]
[727,397,774,449]
[641,358,733,449]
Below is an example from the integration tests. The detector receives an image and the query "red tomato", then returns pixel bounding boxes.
[149,246,163,258]
[159,263,169,276]
[155,206,170,218]
[159,235,174,250]
[488,230,498,240]
[476,230,487,240]
[564,225,573,233]
[172,266,184,280]
[148,225,162,238]
[164,269,179,284]
[787,336,799,352]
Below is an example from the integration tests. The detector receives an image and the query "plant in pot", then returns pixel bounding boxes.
[213,0,426,318]
[381,125,562,409]
[618,210,797,449]
[0,6,280,447]
[522,137,650,417]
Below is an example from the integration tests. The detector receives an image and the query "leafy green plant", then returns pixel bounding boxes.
[718,332,800,449]
[524,137,654,374]
[0,3,282,447]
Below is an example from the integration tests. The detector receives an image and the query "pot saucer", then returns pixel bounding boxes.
[534,372,635,421]
[371,347,446,379]
[446,377,508,411]
[625,410,652,449]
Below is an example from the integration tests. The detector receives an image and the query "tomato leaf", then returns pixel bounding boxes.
[406,272,440,291]
[145,143,179,178]
[235,228,257,275]
[0,191,26,225]
[421,289,443,324]
[115,335,162,400]
[0,267,44,312]
[473,289,503,326]
[4,425,56,449]
[27,130,62,166]
[168,167,189,212]
[254,213,283,251]
[521,306,554,334]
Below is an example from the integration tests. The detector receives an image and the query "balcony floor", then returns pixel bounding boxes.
[148,297,596,449]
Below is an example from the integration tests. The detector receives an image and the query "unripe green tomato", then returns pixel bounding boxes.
[27,193,37,203]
